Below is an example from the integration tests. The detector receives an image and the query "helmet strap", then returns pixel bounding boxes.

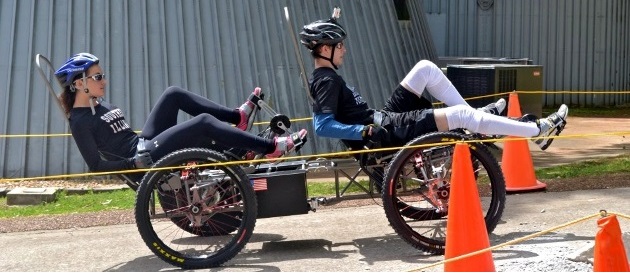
[313,45,339,70]
[329,47,338,70]
[79,72,97,115]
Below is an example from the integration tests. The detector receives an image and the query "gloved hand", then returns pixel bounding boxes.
[371,110,390,127]
[132,151,153,169]
[362,124,390,145]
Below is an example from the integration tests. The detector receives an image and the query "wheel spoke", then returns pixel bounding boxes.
[135,148,257,269]
[381,132,506,254]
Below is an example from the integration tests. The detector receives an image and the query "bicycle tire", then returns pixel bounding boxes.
[382,131,506,254]
[135,148,257,269]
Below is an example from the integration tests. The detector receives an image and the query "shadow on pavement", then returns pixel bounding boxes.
[489,231,594,261]
[108,233,447,271]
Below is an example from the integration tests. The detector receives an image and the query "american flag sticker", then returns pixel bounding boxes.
[251,178,268,191]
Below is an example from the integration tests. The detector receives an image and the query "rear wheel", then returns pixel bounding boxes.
[382,131,505,254]
[135,148,256,269]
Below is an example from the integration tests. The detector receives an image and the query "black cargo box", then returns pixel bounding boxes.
[248,161,309,218]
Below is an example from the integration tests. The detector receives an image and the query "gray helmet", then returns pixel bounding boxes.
[300,19,347,50]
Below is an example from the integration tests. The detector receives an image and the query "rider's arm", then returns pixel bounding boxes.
[313,113,364,140]
[70,124,135,172]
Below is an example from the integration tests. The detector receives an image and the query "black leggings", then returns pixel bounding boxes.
[139,86,275,161]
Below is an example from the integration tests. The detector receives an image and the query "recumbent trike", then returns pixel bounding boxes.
[36,54,506,269]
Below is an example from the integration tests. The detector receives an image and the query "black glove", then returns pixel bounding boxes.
[362,124,390,145]
[132,151,153,169]
[371,110,391,127]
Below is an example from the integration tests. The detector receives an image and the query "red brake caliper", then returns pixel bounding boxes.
[415,152,449,213]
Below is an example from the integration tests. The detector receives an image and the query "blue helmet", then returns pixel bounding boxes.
[54,53,99,87]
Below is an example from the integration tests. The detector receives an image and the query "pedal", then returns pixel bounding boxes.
[557,118,568,133]
[540,120,567,150]
[555,123,566,136]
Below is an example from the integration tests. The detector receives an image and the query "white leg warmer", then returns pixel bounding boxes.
[401,60,470,107]
[442,105,540,137]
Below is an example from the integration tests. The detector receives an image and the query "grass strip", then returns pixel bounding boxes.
[0,189,135,218]
[1,151,628,219]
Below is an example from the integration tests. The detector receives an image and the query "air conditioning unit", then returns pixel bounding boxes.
[446,64,543,117]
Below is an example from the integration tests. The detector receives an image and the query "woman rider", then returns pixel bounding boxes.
[55,53,307,180]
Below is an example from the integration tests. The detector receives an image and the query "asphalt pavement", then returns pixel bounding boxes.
[1,187,629,272]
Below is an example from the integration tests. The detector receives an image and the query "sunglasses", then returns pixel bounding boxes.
[82,73,106,82]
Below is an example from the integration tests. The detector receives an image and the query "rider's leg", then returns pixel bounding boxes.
[140,86,241,139]
[399,60,506,115]
[400,60,470,107]
[433,105,538,136]
[435,104,569,149]
[143,113,308,161]
[383,85,436,112]
[385,82,506,117]
[143,113,274,161]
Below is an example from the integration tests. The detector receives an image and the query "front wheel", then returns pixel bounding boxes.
[135,148,257,269]
[382,131,506,254]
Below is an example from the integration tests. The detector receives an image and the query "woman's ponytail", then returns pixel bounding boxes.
[59,86,75,117]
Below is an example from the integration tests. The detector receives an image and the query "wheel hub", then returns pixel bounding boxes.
[424,180,450,213]
[437,185,450,200]
[190,204,201,214]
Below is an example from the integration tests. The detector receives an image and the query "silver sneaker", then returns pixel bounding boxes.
[478,98,507,116]
[533,104,568,150]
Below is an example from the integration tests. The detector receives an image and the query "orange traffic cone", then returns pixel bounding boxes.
[444,143,495,272]
[502,92,546,192]
[594,214,630,272]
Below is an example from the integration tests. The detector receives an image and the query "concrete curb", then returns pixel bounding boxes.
[7,187,59,206]
[4,186,132,206]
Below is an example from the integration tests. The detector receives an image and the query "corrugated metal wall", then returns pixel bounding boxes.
[0,0,437,178]
[423,0,630,106]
